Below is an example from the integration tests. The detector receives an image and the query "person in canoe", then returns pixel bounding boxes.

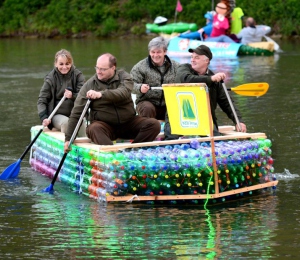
[237,17,271,44]
[214,16,272,44]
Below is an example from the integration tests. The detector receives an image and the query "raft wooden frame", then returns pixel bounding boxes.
[39,127,278,203]
[106,182,278,202]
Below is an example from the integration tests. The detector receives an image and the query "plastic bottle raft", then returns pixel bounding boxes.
[30,127,278,204]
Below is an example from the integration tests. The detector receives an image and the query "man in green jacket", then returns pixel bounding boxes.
[131,36,180,120]
[64,53,161,150]
[164,45,247,140]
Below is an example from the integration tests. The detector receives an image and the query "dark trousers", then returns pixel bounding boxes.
[164,111,221,140]
[136,101,166,120]
[164,111,182,140]
[86,116,161,145]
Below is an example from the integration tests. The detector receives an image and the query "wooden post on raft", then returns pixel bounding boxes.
[161,83,220,195]
[204,85,219,194]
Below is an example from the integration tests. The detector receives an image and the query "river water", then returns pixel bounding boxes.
[0,37,300,259]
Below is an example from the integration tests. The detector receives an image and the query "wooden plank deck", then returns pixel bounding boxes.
[37,125,266,152]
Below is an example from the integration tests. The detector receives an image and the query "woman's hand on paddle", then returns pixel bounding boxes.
[64,89,73,99]
[236,122,247,132]
[64,141,71,153]
[42,118,51,127]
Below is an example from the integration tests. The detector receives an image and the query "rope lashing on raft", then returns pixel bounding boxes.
[126,194,140,203]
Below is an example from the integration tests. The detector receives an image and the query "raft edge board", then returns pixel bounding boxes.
[106,181,278,202]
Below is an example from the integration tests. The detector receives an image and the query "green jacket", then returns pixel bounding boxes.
[65,69,136,141]
[37,66,85,129]
[175,63,244,128]
[131,55,180,106]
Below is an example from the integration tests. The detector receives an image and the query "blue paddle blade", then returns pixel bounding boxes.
[42,183,54,194]
[0,159,21,180]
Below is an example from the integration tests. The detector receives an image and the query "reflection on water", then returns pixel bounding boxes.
[0,167,279,259]
[1,39,300,259]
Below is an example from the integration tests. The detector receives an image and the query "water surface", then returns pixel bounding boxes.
[0,38,300,259]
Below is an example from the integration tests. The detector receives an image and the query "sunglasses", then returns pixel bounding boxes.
[216,5,227,10]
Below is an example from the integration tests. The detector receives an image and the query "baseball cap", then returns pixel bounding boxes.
[188,45,213,60]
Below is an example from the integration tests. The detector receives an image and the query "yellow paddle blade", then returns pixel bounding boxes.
[230,82,269,97]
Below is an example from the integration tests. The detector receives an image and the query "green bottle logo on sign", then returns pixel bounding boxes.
[177,92,199,128]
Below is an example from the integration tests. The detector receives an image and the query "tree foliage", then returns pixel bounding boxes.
[0,0,299,37]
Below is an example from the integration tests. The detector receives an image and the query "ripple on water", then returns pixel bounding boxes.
[275,168,300,180]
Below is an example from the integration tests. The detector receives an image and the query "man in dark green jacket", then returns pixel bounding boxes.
[164,45,247,140]
[131,36,179,120]
[64,53,161,149]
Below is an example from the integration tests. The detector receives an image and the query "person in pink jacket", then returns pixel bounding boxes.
[205,1,235,43]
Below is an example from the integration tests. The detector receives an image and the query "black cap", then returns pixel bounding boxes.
[188,45,213,60]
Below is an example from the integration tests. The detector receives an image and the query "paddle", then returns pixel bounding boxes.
[263,35,281,52]
[228,82,269,97]
[221,81,242,131]
[43,99,91,194]
[0,96,67,180]
[151,82,269,97]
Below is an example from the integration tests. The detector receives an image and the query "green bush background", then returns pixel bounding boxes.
[0,0,298,37]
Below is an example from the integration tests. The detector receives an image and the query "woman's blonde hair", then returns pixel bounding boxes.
[54,49,73,66]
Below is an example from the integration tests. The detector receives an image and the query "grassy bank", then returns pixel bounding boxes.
[0,0,298,38]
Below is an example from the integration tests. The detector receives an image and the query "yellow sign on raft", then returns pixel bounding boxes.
[163,83,213,136]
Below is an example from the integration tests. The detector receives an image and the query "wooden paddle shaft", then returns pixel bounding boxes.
[68,99,91,148]
[222,83,241,131]
[48,96,67,120]
[48,99,91,187]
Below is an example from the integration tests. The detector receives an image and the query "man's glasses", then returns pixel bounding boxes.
[95,66,111,72]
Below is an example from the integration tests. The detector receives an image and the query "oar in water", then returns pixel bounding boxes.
[0,96,68,180]
[263,35,282,53]
[151,82,269,97]
[43,99,91,194]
